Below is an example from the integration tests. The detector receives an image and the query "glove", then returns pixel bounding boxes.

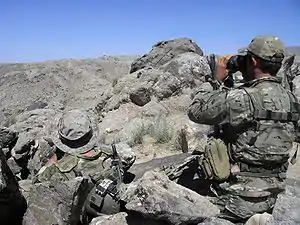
[216,55,233,81]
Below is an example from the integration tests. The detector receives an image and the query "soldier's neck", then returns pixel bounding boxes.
[255,73,271,79]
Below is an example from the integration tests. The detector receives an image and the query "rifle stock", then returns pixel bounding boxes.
[111,144,123,184]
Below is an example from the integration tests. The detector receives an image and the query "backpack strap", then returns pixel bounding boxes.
[242,87,300,123]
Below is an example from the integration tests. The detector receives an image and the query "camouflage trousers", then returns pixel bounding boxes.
[163,154,285,223]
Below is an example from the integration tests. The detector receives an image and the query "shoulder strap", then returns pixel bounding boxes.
[242,87,300,122]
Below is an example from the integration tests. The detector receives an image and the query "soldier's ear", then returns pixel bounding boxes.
[250,56,258,67]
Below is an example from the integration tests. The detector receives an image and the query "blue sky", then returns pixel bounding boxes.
[1,0,299,62]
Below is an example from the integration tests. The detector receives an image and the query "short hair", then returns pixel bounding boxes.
[248,52,282,76]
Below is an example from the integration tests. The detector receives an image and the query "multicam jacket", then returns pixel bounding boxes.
[189,76,298,166]
[188,76,300,219]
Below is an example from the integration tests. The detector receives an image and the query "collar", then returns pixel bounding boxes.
[242,76,281,88]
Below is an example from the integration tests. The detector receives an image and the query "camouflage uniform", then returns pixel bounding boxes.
[34,109,136,219]
[187,36,300,221]
[35,109,135,184]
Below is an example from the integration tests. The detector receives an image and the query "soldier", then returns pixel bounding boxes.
[34,109,136,221]
[185,35,300,222]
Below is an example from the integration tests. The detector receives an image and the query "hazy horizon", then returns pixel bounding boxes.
[1,0,299,63]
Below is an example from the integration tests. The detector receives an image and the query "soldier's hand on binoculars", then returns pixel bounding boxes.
[216,55,233,81]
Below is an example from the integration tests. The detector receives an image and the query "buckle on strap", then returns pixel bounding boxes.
[253,109,300,122]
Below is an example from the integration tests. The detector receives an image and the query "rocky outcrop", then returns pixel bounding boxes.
[199,218,235,225]
[0,128,27,224]
[130,38,203,73]
[120,170,219,225]
[0,127,18,150]
[90,212,166,225]
[89,213,128,225]
[22,177,89,225]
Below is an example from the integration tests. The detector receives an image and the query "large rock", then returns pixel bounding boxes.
[22,177,89,225]
[26,137,56,177]
[120,170,219,225]
[269,179,300,225]
[128,153,191,181]
[293,75,300,101]
[0,149,27,225]
[162,52,211,88]
[105,68,183,110]
[245,213,274,225]
[130,38,203,73]
[291,55,300,77]
[11,132,35,155]
[0,126,18,149]
[90,212,167,225]
[199,218,234,225]
[9,109,61,139]
[267,143,300,225]
[90,212,128,225]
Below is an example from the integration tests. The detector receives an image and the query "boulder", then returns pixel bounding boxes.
[152,72,181,100]
[11,132,35,155]
[7,157,23,175]
[18,179,33,200]
[291,55,300,77]
[244,213,274,225]
[120,170,219,225]
[89,212,128,225]
[162,52,211,88]
[199,218,235,225]
[128,153,191,181]
[9,109,61,140]
[130,38,203,73]
[89,212,167,225]
[26,101,48,111]
[106,68,182,109]
[270,179,300,225]
[22,177,89,225]
[0,126,18,149]
[293,75,300,101]
[129,86,152,106]
[26,137,56,177]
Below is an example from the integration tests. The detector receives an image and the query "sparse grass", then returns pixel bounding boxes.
[149,118,173,144]
[129,118,174,146]
[172,127,188,153]
[111,77,118,87]
[130,122,151,146]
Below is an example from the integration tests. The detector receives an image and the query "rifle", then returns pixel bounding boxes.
[111,143,124,184]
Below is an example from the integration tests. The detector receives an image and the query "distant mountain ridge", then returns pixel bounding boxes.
[286,46,300,55]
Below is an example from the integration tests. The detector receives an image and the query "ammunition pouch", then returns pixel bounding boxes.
[200,138,230,181]
[84,179,120,217]
[56,154,79,173]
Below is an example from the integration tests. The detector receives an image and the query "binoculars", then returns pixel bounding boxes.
[226,55,248,74]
